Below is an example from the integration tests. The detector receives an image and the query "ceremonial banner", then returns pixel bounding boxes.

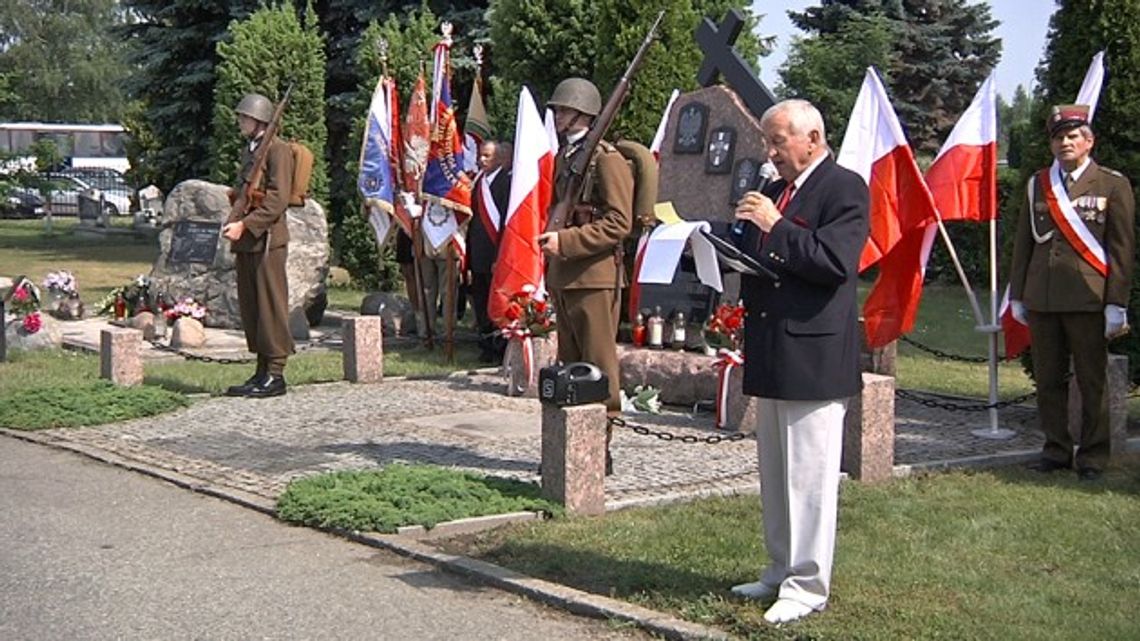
[358,76,407,246]
[488,88,554,324]
[838,68,940,348]
[423,38,472,214]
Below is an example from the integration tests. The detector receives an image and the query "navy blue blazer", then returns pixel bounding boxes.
[738,156,870,401]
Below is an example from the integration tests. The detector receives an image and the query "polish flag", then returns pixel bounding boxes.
[487,88,554,324]
[649,89,679,161]
[1000,52,1106,359]
[837,67,940,348]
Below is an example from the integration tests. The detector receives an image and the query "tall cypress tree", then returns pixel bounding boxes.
[210,3,328,204]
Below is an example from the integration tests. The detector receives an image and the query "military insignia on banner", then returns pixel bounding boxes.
[1038,161,1108,276]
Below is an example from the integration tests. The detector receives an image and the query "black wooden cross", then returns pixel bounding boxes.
[696,9,778,120]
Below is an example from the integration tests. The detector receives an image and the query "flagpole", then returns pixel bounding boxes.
[972,215,1014,439]
[932,215,986,327]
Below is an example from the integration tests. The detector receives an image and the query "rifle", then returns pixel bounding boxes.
[231,84,293,219]
[544,10,664,233]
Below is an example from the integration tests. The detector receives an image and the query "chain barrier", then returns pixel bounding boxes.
[899,335,989,363]
[608,416,750,445]
[145,330,342,365]
[896,388,1036,412]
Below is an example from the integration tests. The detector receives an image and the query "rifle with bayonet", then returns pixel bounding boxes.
[231,84,293,219]
[544,10,664,233]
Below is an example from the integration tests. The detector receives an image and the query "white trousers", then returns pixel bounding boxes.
[755,397,847,610]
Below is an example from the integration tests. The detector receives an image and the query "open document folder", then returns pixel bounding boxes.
[637,216,777,293]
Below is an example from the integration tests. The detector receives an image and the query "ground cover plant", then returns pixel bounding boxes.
[277,463,563,532]
[435,461,1140,640]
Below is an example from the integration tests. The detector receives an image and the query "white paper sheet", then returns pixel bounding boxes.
[637,220,724,292]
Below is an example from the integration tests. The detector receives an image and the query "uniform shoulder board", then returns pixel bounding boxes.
[1102,167,1125,178]
[596,140,618,154]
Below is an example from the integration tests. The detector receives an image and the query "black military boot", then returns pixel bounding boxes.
[246,374,287,398]
[225,372,266,397]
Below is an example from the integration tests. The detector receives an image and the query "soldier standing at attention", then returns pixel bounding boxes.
[537,78,633,476]
[1010,104,1135,481]
[223,93,296,398]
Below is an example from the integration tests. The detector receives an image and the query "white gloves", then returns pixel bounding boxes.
[1105,304,1128,339]
[1010,300,1028,325]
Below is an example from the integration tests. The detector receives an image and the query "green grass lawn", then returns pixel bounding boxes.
[438,463,1140,640]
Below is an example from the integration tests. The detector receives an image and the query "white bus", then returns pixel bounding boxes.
[0,122,130,173]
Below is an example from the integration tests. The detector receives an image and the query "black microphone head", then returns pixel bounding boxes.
[732,162,780,235]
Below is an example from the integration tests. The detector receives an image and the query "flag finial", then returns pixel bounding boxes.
[473,44,484,67]
[440,22,453,46]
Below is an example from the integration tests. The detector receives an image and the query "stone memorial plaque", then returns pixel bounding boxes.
[731,157,762,204]
[705,127,735,175]
[673,102,708,154]
[168,220,222,265]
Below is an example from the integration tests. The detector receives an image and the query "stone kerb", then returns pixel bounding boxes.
[1067,353,1129,462]
[100,328,143,386]
[842,372,895,482]
[541,403,607,516]
[342,315,383,383]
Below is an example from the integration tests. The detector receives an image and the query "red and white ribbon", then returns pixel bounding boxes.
[501,326,535,390]
[712,349,744,430]
[1039,163,1108,276]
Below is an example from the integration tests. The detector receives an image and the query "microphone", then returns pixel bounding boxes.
[732,162,779,236]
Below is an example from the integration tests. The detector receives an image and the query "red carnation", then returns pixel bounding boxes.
[22,311,42,334]
[13,286,29,302]
[505,302,523,321]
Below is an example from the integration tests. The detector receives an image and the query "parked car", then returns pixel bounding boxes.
[1,186,43,219]
[40,172,133,217]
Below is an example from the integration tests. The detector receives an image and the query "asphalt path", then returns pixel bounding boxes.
[0,436,645,641]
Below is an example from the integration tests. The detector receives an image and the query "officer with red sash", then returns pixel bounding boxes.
[1010,104,1135,481]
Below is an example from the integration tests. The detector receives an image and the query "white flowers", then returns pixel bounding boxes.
[42,270,77,297]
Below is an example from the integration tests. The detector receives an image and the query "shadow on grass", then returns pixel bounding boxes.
[319,441,537,474]
[983,457,1140,496]
[143,374,215,395]
[466,539,723,603]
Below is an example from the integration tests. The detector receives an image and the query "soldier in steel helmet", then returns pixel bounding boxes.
[537,77,634,476]
[222,92,296,398]
[1010,104,1135,481]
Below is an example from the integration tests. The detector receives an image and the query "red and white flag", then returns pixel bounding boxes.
[837,67,940,348]
[488,88,554,325]
[649,89,679,161]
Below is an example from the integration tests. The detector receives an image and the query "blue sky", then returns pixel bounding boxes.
[749,0,1056,100]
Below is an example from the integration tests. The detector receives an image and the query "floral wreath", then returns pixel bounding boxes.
[6,276,43,335]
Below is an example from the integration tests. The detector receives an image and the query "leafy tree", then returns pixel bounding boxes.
[784,0,1000,155]
[997,84,1035,167]
[777,13,893,148]
[210,2,328,204]
[0,0,129,122]
[1019,0,1140,381]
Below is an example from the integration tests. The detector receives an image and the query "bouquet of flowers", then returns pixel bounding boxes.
[98,274,160,317]
[42,270,78,298]
[7,277,43,334]
[704,302,745,352]
[163,296,207,324]
[502,285,555,338]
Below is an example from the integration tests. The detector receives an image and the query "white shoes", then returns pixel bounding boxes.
[763,598,816,624]
[730,580,779,601]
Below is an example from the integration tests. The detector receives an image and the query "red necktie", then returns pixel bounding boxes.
[775,183,796,211]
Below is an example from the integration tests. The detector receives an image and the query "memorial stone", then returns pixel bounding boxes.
[148,180,330,330]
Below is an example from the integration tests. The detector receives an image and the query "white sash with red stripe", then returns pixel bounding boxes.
[477,168,502,242]
[1039,162,1108,276]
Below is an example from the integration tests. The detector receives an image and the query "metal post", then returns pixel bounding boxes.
[972,217,1015,439]
[0,300,6,363]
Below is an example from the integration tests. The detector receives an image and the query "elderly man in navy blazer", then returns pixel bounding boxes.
[729,99,870,624]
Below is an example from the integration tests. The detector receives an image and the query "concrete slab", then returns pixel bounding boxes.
[407,409,540,440]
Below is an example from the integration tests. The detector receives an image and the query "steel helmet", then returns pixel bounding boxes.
[235,93,274,123]
[547,78,601,117]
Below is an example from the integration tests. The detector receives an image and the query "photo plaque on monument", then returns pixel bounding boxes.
[168,220,222,265]
[673,102,709,154]
[705,127,736,174]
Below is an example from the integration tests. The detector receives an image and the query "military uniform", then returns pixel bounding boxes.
[228,135,295,377]
[1010,156,1135,470]
[547,139,634,413]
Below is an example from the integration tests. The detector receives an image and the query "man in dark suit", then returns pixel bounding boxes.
[1009,104,1135,481]
[468,140,512,362]
[729,99,869,624]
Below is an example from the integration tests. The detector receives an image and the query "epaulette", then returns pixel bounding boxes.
[1101,166,1126,178]
[596,140,618,154]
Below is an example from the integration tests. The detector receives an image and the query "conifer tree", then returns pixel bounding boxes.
[210,2,328,204]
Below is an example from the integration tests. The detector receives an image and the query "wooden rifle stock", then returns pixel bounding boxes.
[544,10,664,233]
[231,84,293,219]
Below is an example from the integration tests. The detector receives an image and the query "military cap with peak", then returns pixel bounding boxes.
[1047,104,1091,136]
